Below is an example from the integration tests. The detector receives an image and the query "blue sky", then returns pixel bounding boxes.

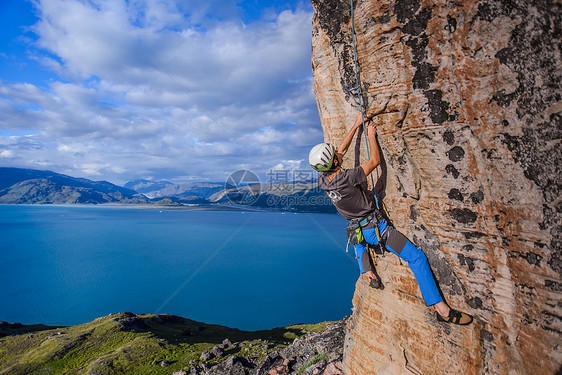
[0,0,322,185]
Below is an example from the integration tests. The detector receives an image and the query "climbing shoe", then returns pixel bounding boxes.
[369,278,384,290]
[436,309,473,325]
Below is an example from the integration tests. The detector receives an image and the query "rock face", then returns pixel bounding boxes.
[249,318,346,375]
[310,1,561,374]
[197,319,346,375]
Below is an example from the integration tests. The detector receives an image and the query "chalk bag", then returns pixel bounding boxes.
[346,220,364,244]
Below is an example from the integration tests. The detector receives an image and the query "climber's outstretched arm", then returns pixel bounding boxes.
[337,113,368,156]
[360,121,380,176]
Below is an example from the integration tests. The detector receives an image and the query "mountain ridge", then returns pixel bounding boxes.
[0,168,146,205]
[0,168,336,213]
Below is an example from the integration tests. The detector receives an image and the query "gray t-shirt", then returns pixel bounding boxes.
[318,166,375,220]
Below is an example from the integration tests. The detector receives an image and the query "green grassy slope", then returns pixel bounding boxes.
[0,312,329,375]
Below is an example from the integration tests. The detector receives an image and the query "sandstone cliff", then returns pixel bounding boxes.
[310,1,561,374]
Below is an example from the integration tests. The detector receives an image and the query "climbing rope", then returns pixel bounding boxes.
[350,0,380,209]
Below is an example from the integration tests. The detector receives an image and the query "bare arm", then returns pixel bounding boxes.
[337,113,367,156]
[360,121,381,176]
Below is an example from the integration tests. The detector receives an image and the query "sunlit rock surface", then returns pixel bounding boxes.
[310,0,561,374]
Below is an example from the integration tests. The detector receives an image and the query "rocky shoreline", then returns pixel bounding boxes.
[188,317,346,375]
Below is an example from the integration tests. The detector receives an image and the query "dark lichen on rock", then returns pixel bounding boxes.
[424,89,451,124]
[449,208,478,224]
[443,130,455,145]
[445,164,460,178]
[448,188,464,201]
[446,146,465,162]
[470,189,485,204]
[393,0,421,23]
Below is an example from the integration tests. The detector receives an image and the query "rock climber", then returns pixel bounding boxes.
[309,113,473,325]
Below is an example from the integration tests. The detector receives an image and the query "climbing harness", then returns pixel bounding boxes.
[346,209,389,255]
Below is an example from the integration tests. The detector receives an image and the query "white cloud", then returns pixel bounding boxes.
[77,163,106,176]
[0,149,14,158]
[270,159,305,172]
[0,0,323,185]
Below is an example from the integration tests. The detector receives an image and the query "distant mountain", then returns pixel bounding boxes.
[123,180,225,201]
[0,168,147,204]
[152,182,225,199]
[121,177,336,213]
[123,179,174,196]
[0,168,335,213]
[208,182,336,213]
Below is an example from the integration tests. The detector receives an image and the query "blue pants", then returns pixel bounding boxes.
[354,220,443,306]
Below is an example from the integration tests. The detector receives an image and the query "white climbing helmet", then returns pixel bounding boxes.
[309,143,337,172]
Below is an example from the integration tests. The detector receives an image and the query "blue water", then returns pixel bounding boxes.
[0,205,357,331]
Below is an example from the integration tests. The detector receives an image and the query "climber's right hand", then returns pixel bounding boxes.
[366,121,377,136]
